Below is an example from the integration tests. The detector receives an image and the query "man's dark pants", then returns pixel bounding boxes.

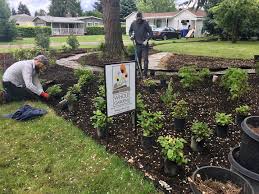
[3,82,39,102]
[136,43,149,76]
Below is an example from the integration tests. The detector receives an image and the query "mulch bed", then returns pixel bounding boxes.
[40,64,259,193]
[160,54,255,72]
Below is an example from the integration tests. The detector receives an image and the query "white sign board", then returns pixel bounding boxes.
[105,62,136,117]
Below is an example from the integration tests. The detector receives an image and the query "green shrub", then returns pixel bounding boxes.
[137,93,147,113]
[215,112,232,126]
[35,28,50,50]
[63,91,77,104]
[93,96,106,111]
[46,85,62,97]
[157,136,188,165]
[68,84,81,94]
[126,45,135,56]
[97,85,105,97]
[61,44,71,52]
[143,78,157,87]
[235,105,251,116]
[160,78,177,107]
[179,66,210,88]
[172,100,188,119]
[17,26,51,38]
[191,121,212,142]
[137,111,164,137]
[67,34,80,50]
[91,110,112,129]
[74,68,94,88]
[12,48,41,61]
[0,20,17,41]
[86,26,126,35]
[221,68,248,100]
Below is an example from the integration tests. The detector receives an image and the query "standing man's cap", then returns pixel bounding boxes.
[34,55,49,66]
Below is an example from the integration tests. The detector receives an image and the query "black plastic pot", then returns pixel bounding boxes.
[216,125,228,138]
[190,136,204,152]
[163,158,179,177]
[240,116,259,174]
[160,79,167,87]
[190,166,254,194]
[229,146,259,193]
[97,128,107,138]
[174,118,185,130]
[141,136,155,149]
[150,70,155,77]
[236,114,248,128]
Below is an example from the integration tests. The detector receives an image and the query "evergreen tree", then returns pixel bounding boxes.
[35,9,47,16]
[49,0,82,17]
[17,2,31,15]
[93,0,103,13]
[120,0,137,21]
[136,0,176,12]
[11,8,16,15]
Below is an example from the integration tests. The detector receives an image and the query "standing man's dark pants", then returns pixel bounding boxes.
[3,82,39,102]
[136,43,149,76]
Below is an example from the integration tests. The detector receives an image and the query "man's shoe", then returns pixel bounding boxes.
[0,91,6,104]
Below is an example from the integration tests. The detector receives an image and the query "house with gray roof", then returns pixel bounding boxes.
[33,16,85,36]
[10,14,35,26]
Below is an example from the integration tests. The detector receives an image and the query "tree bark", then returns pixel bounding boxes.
[102,0,125,59]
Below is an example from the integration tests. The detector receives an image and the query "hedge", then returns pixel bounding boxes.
[17,26,51,38]
[86,26,126,35]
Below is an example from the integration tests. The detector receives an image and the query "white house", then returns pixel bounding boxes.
[125,9,207,37]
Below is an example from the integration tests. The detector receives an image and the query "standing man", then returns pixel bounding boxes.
[129,12,153,77]
[0,55,49,104]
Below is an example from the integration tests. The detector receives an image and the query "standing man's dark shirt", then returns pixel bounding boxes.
[129,12,153,77]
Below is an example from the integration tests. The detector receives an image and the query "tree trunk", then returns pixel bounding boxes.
[102,0,125,59]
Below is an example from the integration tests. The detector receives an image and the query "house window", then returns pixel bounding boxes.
[87,22,93,26]
[94,22,99,26]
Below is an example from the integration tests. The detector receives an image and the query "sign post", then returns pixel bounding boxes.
[105,62,136,126]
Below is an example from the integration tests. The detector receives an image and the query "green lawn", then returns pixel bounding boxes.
[154,39,259,59]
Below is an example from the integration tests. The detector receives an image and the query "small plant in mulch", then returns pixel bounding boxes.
[215,112,233,138]
[97,85,105,97]
[90,110,113,138]
[178,65,210,88]
[137,110,164,149]
[136,93,147,113]
[143,78,157,93]
[160,78,178,107]
[172,100,189,130]
[221,68,249,100]
[191,175,241,194]
[191,121,212,152]
[93,96,106,112]
[74,68,94,88]
[157,136,188,176]
[235,105,251,127]
[69,84,81,95]
[63,91,77,111]
[46,84,62,97]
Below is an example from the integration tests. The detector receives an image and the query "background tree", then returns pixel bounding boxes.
[211,0,259,43]
[93,0,103,13]
[17,2,31,15]
[83,10,102,18]
[120,0,137,21]
[49,0,82,17]
[35,9,47,16]
[11,8,16,15]
[136,0,176,12]
[0,0,17,41]
[102,0,125,59]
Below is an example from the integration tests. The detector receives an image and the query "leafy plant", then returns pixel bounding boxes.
[172,100,188,119]
[67,34,80,50]
[179,66,210,88]
[90,110,112,130]
[143,78,157,87]
[235,105,251,116]
[160,78,177,107]
[98,42,105,52]
[68,84,81,94]
[157,136,188,165]
[35,28,50,50]
[46,85,62,97]
[221,68,248,100]
[137,93,147,113]
[62,44,71,52]
[215,112,232,126]
[137,111,164,137]
[98,85,105,97]
[191,121,212,142]
[158,73,167,80]
[77,69,94,87]
[93,96,106,111]
[63,91,77,104]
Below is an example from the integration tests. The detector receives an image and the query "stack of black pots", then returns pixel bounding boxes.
[228,116,259,193]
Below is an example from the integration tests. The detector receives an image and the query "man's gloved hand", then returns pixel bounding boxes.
[40,92,49,100]
[143,39,148,46]
[130,35,135,41]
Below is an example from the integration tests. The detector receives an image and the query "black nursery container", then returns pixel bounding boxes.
[163,158,179,176]
[141,136,155,149]
[216,125,228,138]
[190,166,254,194]
[229,146,259,193]
[240,116,259,174]
[174,118,185,130]
[160,79,167,87]
[236,114,248,128]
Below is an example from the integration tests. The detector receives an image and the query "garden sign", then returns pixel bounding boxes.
[105,62,136,117]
